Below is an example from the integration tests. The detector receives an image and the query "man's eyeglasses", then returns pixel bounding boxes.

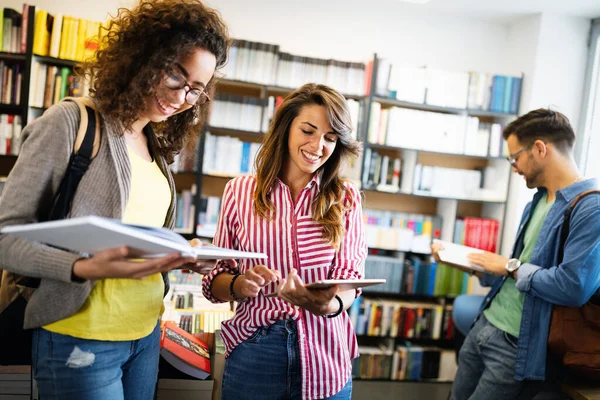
[506,144,533,167]
[163,68,210,105]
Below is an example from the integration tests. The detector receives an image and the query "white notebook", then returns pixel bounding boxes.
[433,239,485,272]
[1,216,266,260]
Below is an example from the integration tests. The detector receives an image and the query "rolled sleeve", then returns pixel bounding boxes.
[200,181,241,303]
[515,263,542,292]
[328,183,367,297]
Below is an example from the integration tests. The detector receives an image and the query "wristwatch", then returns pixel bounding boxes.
[505,258,522,277]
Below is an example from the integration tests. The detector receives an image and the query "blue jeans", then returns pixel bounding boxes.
[451,316,549,400]
[32,323,161,400]
[222,319,352,400]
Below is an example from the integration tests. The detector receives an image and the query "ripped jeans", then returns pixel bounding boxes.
[32,323,161,400]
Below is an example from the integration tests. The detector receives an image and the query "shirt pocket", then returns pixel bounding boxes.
[295,215,335,284]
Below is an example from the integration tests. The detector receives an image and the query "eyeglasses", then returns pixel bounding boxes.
[506,144,533,167]
[162,68,210,105]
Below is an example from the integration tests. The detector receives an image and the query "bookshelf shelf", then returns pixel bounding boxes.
[33,55,77,68]
[207,126,265,139]
[0,52,27,61]
[361,187,506,204]
[357,335,455,349]
[367,142,506,162]
[266,84,364,100]
[0,104,22,114]
[373,95,518,119]
[360,291,455,303]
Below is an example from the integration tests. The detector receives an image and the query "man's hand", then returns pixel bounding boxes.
[467,252,509,276]
[431,242,444,263]
[276,269,339,316]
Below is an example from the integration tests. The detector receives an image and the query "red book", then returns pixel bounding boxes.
[159,321,211,380]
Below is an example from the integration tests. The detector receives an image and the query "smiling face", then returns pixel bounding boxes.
[283,104,338,183]
[140,47,216,123]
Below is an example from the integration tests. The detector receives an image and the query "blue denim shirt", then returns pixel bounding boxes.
[477,178,600,380]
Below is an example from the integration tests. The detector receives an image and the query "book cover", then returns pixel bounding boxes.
[160,321,211,380]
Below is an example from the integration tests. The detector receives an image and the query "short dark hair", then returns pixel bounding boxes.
[502,108,575,154]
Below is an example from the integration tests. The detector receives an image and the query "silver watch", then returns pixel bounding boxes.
[505,258,522,275]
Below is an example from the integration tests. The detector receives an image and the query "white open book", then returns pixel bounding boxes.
[433,239,485,272]
[1,216,266,260]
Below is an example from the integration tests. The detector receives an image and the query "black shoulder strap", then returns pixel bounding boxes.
[557,189,600,264]
[47,106,97,222]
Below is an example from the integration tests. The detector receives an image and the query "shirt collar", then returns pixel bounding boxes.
[536,178,599,204]
[270,171,322,194]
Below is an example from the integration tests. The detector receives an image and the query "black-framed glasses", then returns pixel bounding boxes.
[163,68,210,105]
[506,144,533,167]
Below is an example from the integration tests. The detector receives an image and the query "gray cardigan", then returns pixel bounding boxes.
[0,101,176,329]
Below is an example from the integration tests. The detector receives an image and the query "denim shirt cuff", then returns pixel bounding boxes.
[515,263,541,292]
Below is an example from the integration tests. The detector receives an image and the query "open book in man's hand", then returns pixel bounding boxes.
[433,239,485,272]
[1,216,266,260]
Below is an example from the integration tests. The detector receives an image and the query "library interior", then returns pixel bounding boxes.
[0,0,599,399]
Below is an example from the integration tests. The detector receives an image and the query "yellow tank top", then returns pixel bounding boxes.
[44,146,172,340]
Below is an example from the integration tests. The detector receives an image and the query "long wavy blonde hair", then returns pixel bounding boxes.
[254,83,362,249]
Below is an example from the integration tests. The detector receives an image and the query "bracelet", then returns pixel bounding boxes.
[229,274,245,302]
[325,295,344,318]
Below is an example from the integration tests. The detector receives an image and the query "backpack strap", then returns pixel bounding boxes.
[557,189,600,264]
[47,98,101,221]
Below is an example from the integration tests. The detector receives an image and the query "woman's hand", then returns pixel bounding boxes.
[276,269,339,316]
[233,265,281,299]
[180,238,236,275]
[72,246,196,281]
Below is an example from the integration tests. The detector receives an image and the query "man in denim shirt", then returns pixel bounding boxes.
[433,109,600,400]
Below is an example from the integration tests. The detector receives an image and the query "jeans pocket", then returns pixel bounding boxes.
[504,331,519,349]
[244,327,265,344]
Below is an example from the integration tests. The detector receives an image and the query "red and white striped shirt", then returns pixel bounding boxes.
[202,174,367,399]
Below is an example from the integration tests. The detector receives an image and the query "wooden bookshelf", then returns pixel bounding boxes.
[0,52,27,61]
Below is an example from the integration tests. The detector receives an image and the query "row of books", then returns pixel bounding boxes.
[352,346,457,381]
[468,72,522,114]
[413,165,483,200]
[363,210,441,254]
[367,103,505,157]
[174,311,233,335]
[0,114,22,156]
[350,297,453,340]
[363,254,481,297]
[209,93,264,133]
[32,7,102,61]
[373,59,522,112]
[0,61,22,105]
[454,217,500,253]
[29,63,84,109]
[361,148,414,193]
[0,7,26,54]
[203,133,261,177]
[221,39,366,95]
[174,187,196,233]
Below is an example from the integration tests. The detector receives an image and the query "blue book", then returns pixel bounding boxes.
[503,76,513,113]
[240,142,251,173]
[510,77,522,114]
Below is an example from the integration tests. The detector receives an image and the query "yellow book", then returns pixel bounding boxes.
[75,19,87,62]
[32,9,49,56]
[83,21,100,61]
[68,17,79,61]
[58,16,69,59]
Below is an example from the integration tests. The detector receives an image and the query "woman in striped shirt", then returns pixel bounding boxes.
[202,83,367,400]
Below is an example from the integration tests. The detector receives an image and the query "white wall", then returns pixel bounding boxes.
[500,13,590,256]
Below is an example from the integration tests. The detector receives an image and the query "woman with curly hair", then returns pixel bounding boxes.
[0,0,229,398]
[202,83,367,400]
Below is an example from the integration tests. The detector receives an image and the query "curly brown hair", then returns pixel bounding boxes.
[254,83,363,249]
[82,0,230,163]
